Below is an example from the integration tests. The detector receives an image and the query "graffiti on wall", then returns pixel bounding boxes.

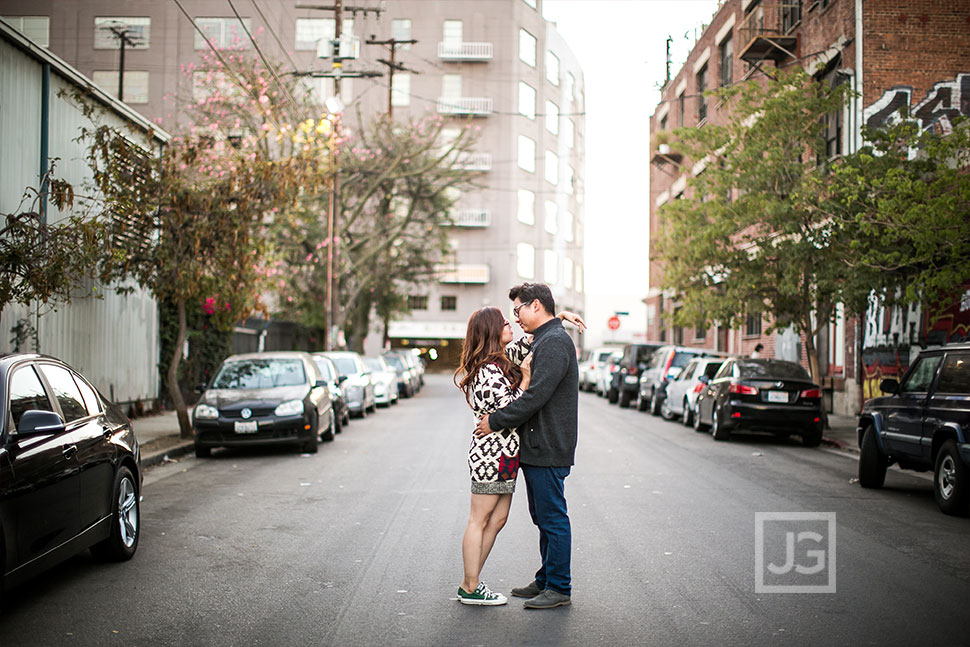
[864,73,970,132]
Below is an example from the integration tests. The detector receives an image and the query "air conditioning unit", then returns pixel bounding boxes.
[317,34,361,61]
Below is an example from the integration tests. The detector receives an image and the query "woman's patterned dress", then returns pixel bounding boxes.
[467,338,530,494]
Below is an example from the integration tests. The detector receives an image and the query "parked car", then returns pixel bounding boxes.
[579,347,618,392]
[693,357,823,446]
[596,351,623,398]
[856,343,970,516]
[363,356,399,407]
[403,351,425,389]
[615,343,664,407]
[323,351,377,417]
[637,346,723,414]
[381,352,415,399]
[385,350,421,395]
[660,356,727,425]
[312,353,351,433]
[193,351,336,457]
[1,353,142,597]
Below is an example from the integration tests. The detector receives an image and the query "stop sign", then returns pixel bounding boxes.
[607,316,621,330]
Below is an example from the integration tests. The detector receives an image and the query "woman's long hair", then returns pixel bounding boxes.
[454,306,522,402]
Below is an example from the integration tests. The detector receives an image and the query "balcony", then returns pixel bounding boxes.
[737,1,800,63]
[437,97,493,117]
[446,209,491,227]
[454,152,492,171]
[437,264,490,284]
[438,42,493,61]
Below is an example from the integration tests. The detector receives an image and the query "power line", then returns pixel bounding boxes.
[171,0,252,97]
[249,0,302,74]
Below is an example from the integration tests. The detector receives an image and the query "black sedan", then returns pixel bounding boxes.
[1,353,141,601]
[192,351,335,457]
[693,358,824,446]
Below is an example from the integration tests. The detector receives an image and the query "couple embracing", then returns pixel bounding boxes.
[453,282,584,609]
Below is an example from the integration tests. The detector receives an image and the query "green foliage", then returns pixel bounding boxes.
[158,296,232,406]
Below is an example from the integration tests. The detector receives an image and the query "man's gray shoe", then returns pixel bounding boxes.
[523,589,571,609]
[510,581,542,598]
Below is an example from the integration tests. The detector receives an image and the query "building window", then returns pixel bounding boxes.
[442,74,462,99]
[2,16,49,47]
[517,136,536,172]
[519,29,536,67]
[694,322,707,341]
[517,189,535,224]
[544,250,558,284]
[93,71,149,103]
[94,17,151,49]
[297,76,353,107]
[518,82,536,119]
[544,201,558,235]
[408,295,428,310]
[565,72,576,101]
[660,114,668,132]
[392,19,411,49]
[818,57,844,160]
[697,63,708,122]
[295,18,353,51]
[719,34,733,87]
[563,210,574,241]
[564,118,575,148]
[440,296,457,311]
[545,151,559,185]
[545,101,559,134]
[678,91,686,127]
[546,51,560,85]
[563,257,573,289]
[517,243,535,279]
[782,0,802,33]
[442,19,462,46]
[563,165,574,195]
[745,312,762,337]
[391,73,410,106]
[195,17,253,50]
[575,265,583,293]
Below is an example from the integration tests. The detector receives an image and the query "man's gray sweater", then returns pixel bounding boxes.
[489,317,578,467]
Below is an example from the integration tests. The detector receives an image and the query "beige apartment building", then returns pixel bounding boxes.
[1,0,585,365]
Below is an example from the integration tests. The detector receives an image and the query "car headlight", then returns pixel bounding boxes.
[274,399,304,417]
[403,370,411,379]
[195,404,219,419]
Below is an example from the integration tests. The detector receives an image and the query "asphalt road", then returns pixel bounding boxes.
[2,374,969,646]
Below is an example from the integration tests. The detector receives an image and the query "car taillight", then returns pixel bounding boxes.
[728,382,758,395]
[627,366,637,375]
[610,365,619,373]
[693,383,705,393]
[800,388,821,398]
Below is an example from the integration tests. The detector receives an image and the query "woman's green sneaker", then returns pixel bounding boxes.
[457,582,508,606]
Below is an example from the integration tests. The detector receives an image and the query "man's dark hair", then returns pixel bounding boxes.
[509,282,555,315]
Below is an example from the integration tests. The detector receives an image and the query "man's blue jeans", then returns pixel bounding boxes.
[522,465,572,596]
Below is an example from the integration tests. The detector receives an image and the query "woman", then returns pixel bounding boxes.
[453,306,583,605]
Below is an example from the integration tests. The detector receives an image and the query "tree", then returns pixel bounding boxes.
[828,117,970,314]
[655,68,854,380]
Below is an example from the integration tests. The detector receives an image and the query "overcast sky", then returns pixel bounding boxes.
[541,0,721,347]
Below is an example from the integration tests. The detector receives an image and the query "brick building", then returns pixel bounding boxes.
[646,0,970,416]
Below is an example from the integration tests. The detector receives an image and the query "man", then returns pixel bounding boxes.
[475,282,578,609]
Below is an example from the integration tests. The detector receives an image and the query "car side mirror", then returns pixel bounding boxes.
[880,378,899,395]
[337,375,348,385]
[314,379,327,389]
[16,410,66,436]
[698,375,710,384]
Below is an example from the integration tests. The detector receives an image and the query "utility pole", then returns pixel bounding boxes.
[366,36,419,117]
[102,23,140,101]
[296,1,383,95]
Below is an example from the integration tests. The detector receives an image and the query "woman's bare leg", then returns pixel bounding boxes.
[479,493,512,570]
[461,493,500,592]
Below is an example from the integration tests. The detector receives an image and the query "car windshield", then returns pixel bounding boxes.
[313,359,334,381]
[364,358,385,372]
[383,354,405,370]
[212,359,306,389]
[738,360,811,380]
[332,357,360,375]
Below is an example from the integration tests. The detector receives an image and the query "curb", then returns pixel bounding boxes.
[821,436,855,452]
[141,441,195,469]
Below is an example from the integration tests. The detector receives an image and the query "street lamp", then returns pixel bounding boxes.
[324,96,344,351]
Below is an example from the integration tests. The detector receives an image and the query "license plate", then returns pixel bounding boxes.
[767,391,789,403]
[234,420,258,433]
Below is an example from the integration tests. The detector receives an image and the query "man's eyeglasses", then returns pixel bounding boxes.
[512,300,534,318]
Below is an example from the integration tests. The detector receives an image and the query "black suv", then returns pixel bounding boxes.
[857,343,970,516]
[613,343,663,407]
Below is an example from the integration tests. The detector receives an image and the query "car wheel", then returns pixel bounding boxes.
[660,394,675,420]
[321,411,336,442]
[195,443,211,458]
[711,409,730,441]
[636,390,649,412]
[649,390,663,416]
[683,399,694,427]
[619,389,632,408]
[90,466,139,562]
[303,429,319,454]
[801,423,823,448]
[693,403,709,432]
[607,387,619,404]
[934,439,969,516]
[333,410,343,435]
[858,425,887,488]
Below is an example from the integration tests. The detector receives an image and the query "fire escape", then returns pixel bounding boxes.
[737,0,801,68]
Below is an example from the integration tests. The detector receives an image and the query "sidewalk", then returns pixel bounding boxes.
[130,410,195,467]
[822,412,860,452]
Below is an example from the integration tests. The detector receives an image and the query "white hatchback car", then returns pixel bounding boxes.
[580,347,619,392]
[661,356,728,426]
